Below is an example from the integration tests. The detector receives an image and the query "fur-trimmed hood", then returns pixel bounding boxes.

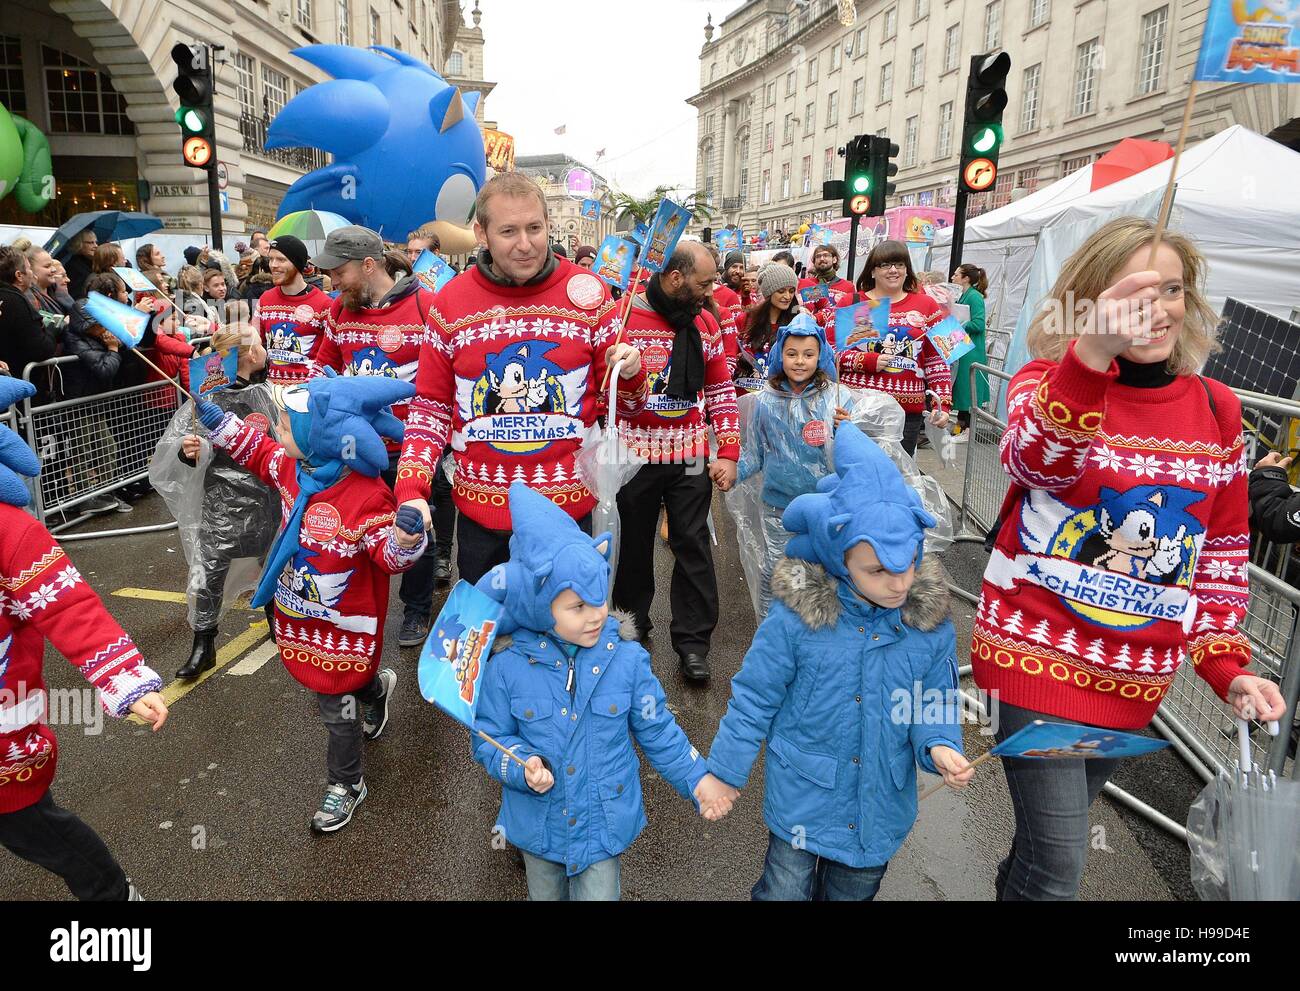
[770,554,951,632]
[491,609,639,655]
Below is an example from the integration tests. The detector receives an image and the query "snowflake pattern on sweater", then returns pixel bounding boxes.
[836,291,951,414]
[0,506,159,813]
[973,344,1250,729]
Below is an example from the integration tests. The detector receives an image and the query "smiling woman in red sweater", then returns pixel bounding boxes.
[976,217,1286,901]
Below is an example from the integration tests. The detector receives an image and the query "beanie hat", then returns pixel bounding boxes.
[268,234,310,274]
[771,311,837,382]
[783,421,936,582]
[724,250,745,270]
[474,482,613,636]
[759,262,798,299]
[184,246,201,266]
[574,244,597,265]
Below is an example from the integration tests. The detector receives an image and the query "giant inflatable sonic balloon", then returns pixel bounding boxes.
[0,101,54,214]
[267,45,487,253]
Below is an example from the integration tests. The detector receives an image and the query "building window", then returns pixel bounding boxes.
[879,62,893,103]
[295,0,313,29]
[0,35,24,115]
[1015,167,1040,194]
[1029,0,1050,28]
[801,155,812,194]
[765,121,774,152]
[1073,38,1099,116]
[850,77,864,115]
[337,0,351,45]
[370,7,382,46]
[740,167,749,200]
[785,70,796,96]
[234,53,257,115]
[762,168,771,204]
[883,6,897,40]
[261,64,289,118]
[1021,63,1041,132]
[807,56,818,85]
[909,45,925,89]
[1138,6,1168,95]
[937,101,953,158]
[914,0,929,20]
[824,146,835,181]
[854,27,867,57]
[904,115,919,167]
[944,24,960,72]
[766,80,776,106]
[1061,154,1091,176]
[781,162,790,199]
[805,101,815,134]
[984,1,1001,50]
[784,112,794,144]
[42,46,133,136]
[825,90,838,125]
[830,44,842,73]
[448,50,464,75]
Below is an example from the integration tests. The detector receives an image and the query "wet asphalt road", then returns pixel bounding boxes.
[2,459,1202,901]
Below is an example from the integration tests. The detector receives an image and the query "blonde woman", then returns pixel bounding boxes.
[975,216,1285,900]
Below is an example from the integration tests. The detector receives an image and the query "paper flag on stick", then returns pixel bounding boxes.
[799,283,831,304]
[190,348,240,398]
[593,235,637,290]
[1194,0,1300,84]
[82,291,151,348]
[412,249,455,292]
[992,720,1171,760]
[925,315,974,366]
[114,266,160,296]
[714,228,742,251]
[835,297,892,353]
[417,581,503,729]
[639,199,691,273]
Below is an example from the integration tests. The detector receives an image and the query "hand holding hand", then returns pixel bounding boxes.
[1227,675,1288,723]
[708,458,737,491]
[694,773,740,821]
[524,755,554,794]
[930,745,975,789]
[394,498,430,549]
[129,692,169,731]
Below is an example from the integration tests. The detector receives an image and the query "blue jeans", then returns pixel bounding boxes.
[521,852,621,901]
[993,701,1122,901]
[752,832,887,901]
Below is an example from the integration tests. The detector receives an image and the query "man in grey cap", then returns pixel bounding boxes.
[312,225,456,647]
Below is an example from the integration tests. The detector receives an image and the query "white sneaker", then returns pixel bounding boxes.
[951,431,969,444]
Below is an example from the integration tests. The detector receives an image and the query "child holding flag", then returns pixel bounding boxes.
[707,422,972,900]
[469,482,734,900]
[195,373,428,833]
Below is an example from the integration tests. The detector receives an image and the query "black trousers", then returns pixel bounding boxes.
[0,791,128,901]
[316,674,385,787]
[382,453,455,617]
[902,411,924,457]
[613,461,718,657]
[457,510,592,586]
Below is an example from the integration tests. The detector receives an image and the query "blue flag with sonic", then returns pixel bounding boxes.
[82,291,150,348]
[992,720,1171,760]
[639,198,692,273]
[834,297,892,354]
[714,228,742,251]
[593,235,636,290]
[412,249,455,292]
[418,580,503,728]
[189,348,240,397]
[1194,0,1300,84]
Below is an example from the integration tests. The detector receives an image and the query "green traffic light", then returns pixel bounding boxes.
[176,107,205,133]
[852,175,870,193]
[971,125,1002,154]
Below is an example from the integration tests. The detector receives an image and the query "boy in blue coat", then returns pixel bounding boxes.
[471,482,734,900]
[708,421,973,900]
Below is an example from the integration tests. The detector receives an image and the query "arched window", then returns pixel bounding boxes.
[448,50,464,75]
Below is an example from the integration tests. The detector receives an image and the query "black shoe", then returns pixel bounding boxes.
[432,550,452,590]
[177,629,218,680]
[679,652,710,683]
[397,609,430,647]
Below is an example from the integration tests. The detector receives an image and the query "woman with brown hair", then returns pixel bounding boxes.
[734,262,803,396]
[91,243,125,276]
[975,216,1286,900]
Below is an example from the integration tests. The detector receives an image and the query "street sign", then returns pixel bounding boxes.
[219,191,230,213]
[216,162,228,190]
[183,136,213,168]
[962,158,997,192]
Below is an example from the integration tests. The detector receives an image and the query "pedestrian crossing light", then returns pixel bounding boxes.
[958,51,1010,194]
[172,43,216,171]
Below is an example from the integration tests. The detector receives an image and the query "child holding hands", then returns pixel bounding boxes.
[708,421,973,900]
[472,482,734,901]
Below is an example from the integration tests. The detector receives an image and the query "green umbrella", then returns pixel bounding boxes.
[268,209,352,259]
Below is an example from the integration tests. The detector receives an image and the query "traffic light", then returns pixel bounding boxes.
[841,135,897,218]
[867,135,898,218]
[172,43,215,170]
[958,51,1010,194]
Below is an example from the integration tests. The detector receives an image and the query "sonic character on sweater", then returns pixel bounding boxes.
[469,482,735,897]
[198,372,428,694]
[708,422,973,891]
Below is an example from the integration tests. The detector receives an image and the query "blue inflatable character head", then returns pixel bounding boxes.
[277,369,413,476]
[267,45,486,249]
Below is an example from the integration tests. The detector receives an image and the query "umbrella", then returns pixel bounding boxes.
[1090,138,1174,192]
[1187,718,1300,900]
[267,209,351,260]
[45,210,164,259]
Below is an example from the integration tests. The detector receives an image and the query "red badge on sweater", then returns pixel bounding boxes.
[303,503,342,542]
[566,273,604,310]
[377,325,403,354]
[245,413,270,435]
[803,419,828,447]
[293,304,316,323]
[642,344,670,375]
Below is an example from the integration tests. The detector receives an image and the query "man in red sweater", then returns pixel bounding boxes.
[797,244,855,330]
[614,242,741,682]
[253,235,332,386]
[312,226,451,647]
[392,173,645,585]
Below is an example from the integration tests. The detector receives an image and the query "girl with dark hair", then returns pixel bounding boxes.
[950,263,989,440]
[842,240,951,455]
[735,263,801,395]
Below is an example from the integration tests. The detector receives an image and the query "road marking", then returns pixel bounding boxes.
[112,587,259,610]
[227,639,279,677]
[127,618,270,723]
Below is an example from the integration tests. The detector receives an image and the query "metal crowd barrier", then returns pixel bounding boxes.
[951,361,1300,841]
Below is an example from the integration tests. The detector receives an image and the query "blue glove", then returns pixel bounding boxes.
[196,399,225,430]
[395,505,426,536]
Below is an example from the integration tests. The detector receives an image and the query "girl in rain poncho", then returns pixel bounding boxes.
[149,325,281,681]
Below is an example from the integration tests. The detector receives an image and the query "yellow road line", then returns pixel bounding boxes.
[113,587,188,605]
[127,618,271,723]
[227,639,280,677]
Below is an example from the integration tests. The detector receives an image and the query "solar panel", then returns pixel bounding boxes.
[1203,298,1300,400]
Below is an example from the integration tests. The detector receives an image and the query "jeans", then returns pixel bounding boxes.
[993,701,1122,901]
[751,831,887,901]
[315,675,386,787]
[0,791,128,900]
[521,851,621,901]
[457,510,592,586]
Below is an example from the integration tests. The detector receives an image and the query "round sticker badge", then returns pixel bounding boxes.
[244,412,270,435]
[803,419,828,447]
[293,304,316,323]
[303,503,342,543]
[641,344,670,376]
[376,325,403,354]
[566,273,604,310]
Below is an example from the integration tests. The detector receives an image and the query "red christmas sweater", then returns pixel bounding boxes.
[836,290,951,414]
[973,344,1250,729]
[315,281,432,452]
[209,413,427,694]
[713,285,742,377]
[254,284,333,386]
[617,295,741,463]
[394,259,649,531]
[0,506,160,814]
[797,274,855,327]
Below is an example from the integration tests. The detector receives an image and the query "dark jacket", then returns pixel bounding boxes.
[65,254,93,300]
[236,269,274,308]
[1249,465,1300,544]
[62,300,127,399]
[0,283,60,380]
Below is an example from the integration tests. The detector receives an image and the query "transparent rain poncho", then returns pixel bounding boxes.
[149,383,283,629]
[725,381,953,618]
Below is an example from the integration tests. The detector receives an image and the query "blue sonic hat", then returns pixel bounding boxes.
[783,420,936,581]
[770,311,837,382]
[272,369,412,476]
[475,482,613,636]
[0,379,39,507]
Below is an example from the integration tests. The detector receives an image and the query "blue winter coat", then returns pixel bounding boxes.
[707,555,964,868]
[473,613,708,876]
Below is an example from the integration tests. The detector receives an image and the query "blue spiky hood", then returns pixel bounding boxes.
[475,483,613,636]
[0,379,38,507]
[783,421,936,581]
[771,311,837,382]
[277,369,412,476]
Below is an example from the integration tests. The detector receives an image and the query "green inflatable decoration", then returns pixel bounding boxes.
[0,100,54,213]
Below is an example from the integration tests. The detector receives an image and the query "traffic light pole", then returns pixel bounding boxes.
[948,187,969,276]
[206,161,223,252]
[845,215,860,286]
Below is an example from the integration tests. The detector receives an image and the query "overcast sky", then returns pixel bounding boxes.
[479,0,720,197]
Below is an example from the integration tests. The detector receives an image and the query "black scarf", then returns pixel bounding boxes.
[646,276,705,399]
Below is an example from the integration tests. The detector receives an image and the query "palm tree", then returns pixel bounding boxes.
[611,185,716,230]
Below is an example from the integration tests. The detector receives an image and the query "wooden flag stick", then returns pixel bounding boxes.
[476,729,528,767]
[599,264,648,392]
[130,347,200,405]
[1147,79,1199,269]
[917,749,997,802]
